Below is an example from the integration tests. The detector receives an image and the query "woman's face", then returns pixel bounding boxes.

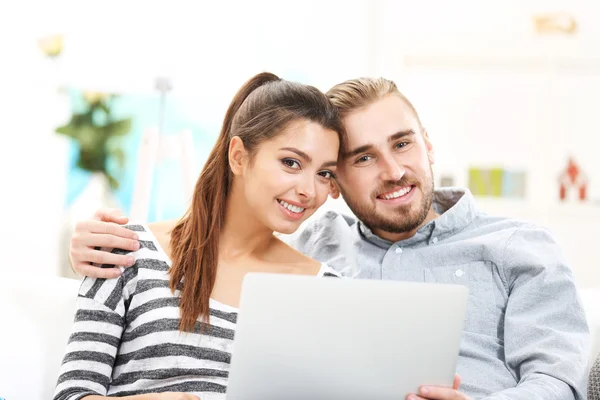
[236,119,340,234]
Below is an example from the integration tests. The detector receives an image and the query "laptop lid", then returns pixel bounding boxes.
[227,273,468,400]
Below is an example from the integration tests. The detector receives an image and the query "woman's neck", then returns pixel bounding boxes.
[219,186,275,262]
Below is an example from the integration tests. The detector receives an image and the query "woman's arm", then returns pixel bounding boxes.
[53,273,132,400]
[82,393,199,400]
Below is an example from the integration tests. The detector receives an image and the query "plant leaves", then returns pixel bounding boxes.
[77,126,104,150]
[105,119,132,137]
[105,172,119,190]
[59,93,131,183]
[55,123,76,137]
[98,102,111,115]
[111,148,126,169]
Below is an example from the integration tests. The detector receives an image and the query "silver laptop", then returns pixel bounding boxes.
[226,273,468,400]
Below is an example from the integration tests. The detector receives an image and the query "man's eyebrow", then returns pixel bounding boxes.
[388,130,415,142]
[344,144,373,158]
[344,130,415,158]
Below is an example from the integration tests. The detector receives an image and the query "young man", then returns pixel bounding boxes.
[68,77,589,399]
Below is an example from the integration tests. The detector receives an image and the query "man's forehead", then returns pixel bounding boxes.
[342,96,420,144]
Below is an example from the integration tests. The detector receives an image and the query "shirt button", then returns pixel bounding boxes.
[455,269,464,277]
[395,247,403,254]
[432,237,438,244]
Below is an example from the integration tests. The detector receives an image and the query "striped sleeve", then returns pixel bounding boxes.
[53,263,138,400]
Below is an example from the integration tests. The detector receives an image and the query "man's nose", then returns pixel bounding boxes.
[380,154,405,182]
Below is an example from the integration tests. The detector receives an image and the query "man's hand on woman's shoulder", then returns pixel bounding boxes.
[69,208,140,279]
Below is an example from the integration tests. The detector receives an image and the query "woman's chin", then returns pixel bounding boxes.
[272,223,300,235]
[267,209,314,235]
[269,218,307,235]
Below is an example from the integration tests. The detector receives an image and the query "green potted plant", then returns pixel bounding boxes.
[56,91,132,189]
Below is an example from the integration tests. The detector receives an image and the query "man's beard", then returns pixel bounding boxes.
[341,168,435,235]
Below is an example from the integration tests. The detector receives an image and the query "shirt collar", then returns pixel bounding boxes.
[358,187,479,248]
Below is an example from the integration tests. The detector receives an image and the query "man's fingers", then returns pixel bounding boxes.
[71,247,134,267]
[73,263,122,279]
[93,208,129,224]
[414,385,468,400]
[76,233,140,252]
[76,220,139,240]
[453,374,461,390]
[85,249,135,267]
[405,376,463,400]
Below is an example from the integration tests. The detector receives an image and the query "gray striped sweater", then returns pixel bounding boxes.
[54,224,340,400]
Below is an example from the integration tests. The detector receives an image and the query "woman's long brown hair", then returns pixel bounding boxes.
[169,72,345,332]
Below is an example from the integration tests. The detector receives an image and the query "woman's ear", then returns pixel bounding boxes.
[229,136,248,176]
[329,179,341,199]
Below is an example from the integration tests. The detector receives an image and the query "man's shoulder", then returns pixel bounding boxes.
[438,188,553,242]
[280,210,360,276]
[468,212,567,271]
[286,210,358,245]
[468,210,550,241]
[311,209,359,230]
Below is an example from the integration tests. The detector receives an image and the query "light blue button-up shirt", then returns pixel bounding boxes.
[285,188,589,399]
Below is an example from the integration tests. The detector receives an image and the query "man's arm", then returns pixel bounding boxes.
[484,225,590,400]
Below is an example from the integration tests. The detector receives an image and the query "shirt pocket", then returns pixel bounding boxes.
[425,261,497,337]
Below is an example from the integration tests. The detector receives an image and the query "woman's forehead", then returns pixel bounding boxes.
[264,121,340,160]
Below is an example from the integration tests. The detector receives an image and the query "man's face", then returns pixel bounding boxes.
[334,95,436,240]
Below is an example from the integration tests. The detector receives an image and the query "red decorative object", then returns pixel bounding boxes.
[559,157,588,201]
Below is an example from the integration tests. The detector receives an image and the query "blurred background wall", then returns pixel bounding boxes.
[0,0,598,287]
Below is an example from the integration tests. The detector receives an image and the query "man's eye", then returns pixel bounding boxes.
[395,141,409,149]
[356,155,372,164]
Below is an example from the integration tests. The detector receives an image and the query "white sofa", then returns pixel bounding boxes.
[0,272,81,400]
[1,272,599,400]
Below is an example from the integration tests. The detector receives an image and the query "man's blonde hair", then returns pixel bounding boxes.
[326,77,422,126]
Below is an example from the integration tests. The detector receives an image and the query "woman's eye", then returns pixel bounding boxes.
[318,170,335,179]
[283,158,301,169]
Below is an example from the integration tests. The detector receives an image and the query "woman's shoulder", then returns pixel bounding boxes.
[114,221,175,269]
[269,238,343,277]
[146,219,178,259]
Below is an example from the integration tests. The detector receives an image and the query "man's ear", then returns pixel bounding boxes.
[228,136,248,176]
[422,127,435,165]
[329,179,341,199]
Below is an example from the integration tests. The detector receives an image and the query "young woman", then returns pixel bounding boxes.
[53,72,346,400]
